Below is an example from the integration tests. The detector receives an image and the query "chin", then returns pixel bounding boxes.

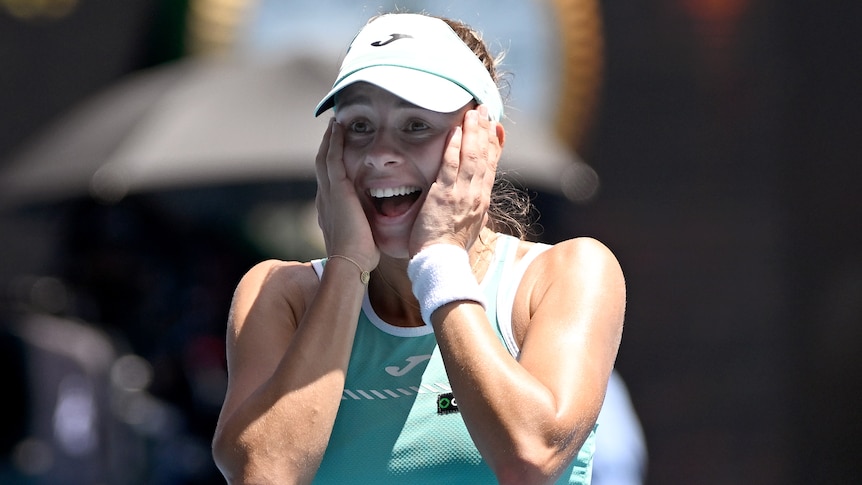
[372,232,412,261]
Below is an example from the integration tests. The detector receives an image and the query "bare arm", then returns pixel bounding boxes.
[211,258,366,484]
[432,238,625,484]
[412,105,625,483]
[213,119,379,484]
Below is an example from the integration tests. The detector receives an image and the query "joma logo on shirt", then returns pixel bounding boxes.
[384,355,432,376]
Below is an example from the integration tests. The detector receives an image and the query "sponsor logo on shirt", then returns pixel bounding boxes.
[437,392,459,415]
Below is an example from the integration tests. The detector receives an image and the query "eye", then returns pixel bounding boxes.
[405,119,430,132]
[349,120,372,134]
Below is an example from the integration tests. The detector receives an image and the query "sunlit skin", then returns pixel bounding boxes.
[335,83,473,258]
[315,81,505,327]
[213,81,624,485]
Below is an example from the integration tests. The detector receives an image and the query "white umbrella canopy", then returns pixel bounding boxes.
[0,53,584,209]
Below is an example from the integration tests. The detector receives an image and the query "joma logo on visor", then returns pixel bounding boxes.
[371,33,413,47]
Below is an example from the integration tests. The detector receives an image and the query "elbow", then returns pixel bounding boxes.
[212,425,306,485]
[212,427,241,482]
[491,430,589,485]
[490,446,571,485]
[212,424,260,484]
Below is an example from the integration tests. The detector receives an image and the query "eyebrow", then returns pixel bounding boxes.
[335,92,421,111]
[335,93,371,110]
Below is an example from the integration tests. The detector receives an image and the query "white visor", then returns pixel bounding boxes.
[315,13,504,121]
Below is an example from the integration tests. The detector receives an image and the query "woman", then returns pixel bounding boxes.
[212,12,625,485]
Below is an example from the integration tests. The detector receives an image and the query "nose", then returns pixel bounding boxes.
[363,129,402,169]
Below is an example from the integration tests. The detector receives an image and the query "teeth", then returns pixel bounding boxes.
[369,186,420,198]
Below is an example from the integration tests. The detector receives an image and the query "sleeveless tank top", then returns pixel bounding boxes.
[309,234,595,484]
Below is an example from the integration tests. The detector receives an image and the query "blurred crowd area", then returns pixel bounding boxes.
[0,195,268,483]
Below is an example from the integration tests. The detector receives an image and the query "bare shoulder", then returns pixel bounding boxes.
[230,259,320,337]
[512,237,625,344]
[219,259,320,421]
[516,236,623,284]
[535,237,623,279]
[237,259,320,299]
[537,237,624,308]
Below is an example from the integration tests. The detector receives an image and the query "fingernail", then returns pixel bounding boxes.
[478,104,489,119]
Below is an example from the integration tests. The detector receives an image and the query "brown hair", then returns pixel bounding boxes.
[437,16,535,240]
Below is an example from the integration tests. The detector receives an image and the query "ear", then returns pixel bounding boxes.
[489,121,506,171]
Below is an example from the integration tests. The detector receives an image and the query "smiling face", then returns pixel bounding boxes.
[334,82,472,258]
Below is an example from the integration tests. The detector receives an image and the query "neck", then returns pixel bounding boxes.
[369,228,498,327]
[370,256,421,327]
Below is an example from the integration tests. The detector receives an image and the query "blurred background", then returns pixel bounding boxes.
[0,0,860,484]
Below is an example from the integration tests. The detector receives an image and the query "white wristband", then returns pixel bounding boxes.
[407,244,486,326]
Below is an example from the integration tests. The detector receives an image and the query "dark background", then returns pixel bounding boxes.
[1,1,861,483]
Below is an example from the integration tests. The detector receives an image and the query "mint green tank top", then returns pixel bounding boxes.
[310,234,596,484]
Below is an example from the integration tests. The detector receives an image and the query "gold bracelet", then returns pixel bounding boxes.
[328,255,371,285]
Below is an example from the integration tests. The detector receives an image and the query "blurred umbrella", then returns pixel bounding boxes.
[0,53,587,209]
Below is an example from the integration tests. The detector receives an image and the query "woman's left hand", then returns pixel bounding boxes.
[409,104,501,256]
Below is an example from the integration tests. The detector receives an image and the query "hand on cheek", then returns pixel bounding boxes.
[409,105,499,257]
[315,119,379,270]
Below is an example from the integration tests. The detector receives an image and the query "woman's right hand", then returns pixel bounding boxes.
[315,119,380,271]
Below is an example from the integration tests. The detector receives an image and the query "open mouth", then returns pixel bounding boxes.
[369,185,422,217]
